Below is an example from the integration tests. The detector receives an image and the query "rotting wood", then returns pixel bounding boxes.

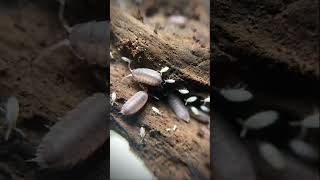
[110,7,210,87]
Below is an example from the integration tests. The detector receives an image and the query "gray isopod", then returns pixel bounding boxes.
[168,94,190,123]
[120,91,148,115]
[30,93,108,169]
[190,108,210,124]
[34,21,109,68]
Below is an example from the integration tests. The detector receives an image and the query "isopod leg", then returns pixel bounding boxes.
[33,39,70,64]
[121,74,133,82]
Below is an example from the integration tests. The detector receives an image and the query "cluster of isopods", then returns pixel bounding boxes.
[26,0,110,170]
[214,85,319,171]
[34,0,109,68]
[110,52,210,140]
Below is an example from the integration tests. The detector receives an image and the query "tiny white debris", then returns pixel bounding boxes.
[121,56,131,63]
[166,128,171,132]
[110,52,114,59]
[172,125,177,131]
[239,110,278,137]
[159,66,169,75]
[184,96,197,105]
[259,142,286,170]
[289,139,318,160]
[164,79,175,84]
[290,112,319,129]
[140,127,146,138]
[153,96,160,100]
[177,88,189,94]
[220,88,253,102]
[152,107,161,115]
[168,15,187,25]
[110,92,116,105]
[190,106,200,115]
[200,105,210,112]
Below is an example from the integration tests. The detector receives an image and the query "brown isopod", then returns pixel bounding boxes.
[120,91,148,115]
[29,93,108,169]
[168,94,190,122]
[34,20,109,68]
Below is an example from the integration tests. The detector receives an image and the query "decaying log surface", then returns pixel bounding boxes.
[110,6,210,87]
[110,2,210,179]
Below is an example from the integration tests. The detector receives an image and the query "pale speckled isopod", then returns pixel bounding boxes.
[289,139,318,160]
[190,108,210,124]
[0,96,20,141]
[168,94,190,123]
[258,142,286,170]
[34,20,109,68]
[120,91,148,115]
[121,57,163,86]
[29,93,108,169]
[238,110,278,137]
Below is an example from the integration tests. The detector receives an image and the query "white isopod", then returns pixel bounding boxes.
[151,107,161,115]
[110,51,114,59]
[110,92,117,105]
[164,79,175,84]
[177,88,189,94]
[220,88,253,102]
[184,96,198,105]
[168,15,187,25]
[289,139,318,160]
[200,105,210,112]
[172,125,177,131]
[190,106,200,115]
[159,66,169,75]
[140,127,146,139]
[290,112,319,129]
[201,96,210,104]
[258,142,286,170]
[239,110,278,137]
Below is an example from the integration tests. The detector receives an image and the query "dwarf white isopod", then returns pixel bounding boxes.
[159,66,169,75]
[289,139,318,160]
[190,108,210,124]
[177,88,189,94]
[239,110,278,137]
[290,112,319,129]
[151,107,161,115]
[258,142,286,170]
[220,88,253,102]
[184,96,198,105]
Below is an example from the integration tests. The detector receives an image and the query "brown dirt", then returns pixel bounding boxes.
[0,0,108,180]
[110,0,210,179]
